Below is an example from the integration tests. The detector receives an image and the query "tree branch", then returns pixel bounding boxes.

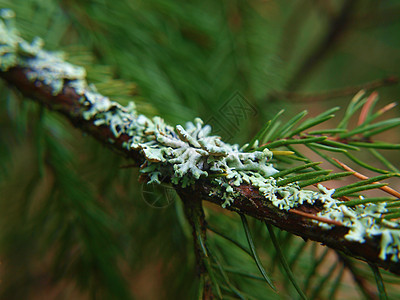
[1,12,400,277]
[0,67,143,164]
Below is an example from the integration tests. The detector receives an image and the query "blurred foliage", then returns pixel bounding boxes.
[0,0,400,299]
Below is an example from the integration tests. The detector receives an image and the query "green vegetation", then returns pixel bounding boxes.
[1,1,400,299]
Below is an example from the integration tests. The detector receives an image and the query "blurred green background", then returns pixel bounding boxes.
[0,0,399,299]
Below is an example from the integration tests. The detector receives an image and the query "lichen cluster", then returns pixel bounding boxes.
[0,9,86,94]
[135,117,278,189]
[246,176,397,261]
[1,9,400,263]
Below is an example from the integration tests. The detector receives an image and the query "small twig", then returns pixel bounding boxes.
[289,209,343,226]
[178,189,219,299]
[333,158,400,198]
[340,195,352,202]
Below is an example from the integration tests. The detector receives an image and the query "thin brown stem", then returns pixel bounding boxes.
[177,188,217,299]
[333,158,400,198]
[289,208,343,226]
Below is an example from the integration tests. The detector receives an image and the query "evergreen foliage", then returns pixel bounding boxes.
[1,1,400,299]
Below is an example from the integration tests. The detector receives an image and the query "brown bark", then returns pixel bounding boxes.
[1,65,400,276]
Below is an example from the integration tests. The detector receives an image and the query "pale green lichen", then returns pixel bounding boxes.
[1,10,400,263]
[26,50,86,95]
[0,11,85,95]
[133,116,277,187]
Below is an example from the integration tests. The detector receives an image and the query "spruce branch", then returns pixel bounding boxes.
[1,9,400,285]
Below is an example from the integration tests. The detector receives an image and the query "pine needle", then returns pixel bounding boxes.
[266,223,307,300]
[240,214,276,291]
